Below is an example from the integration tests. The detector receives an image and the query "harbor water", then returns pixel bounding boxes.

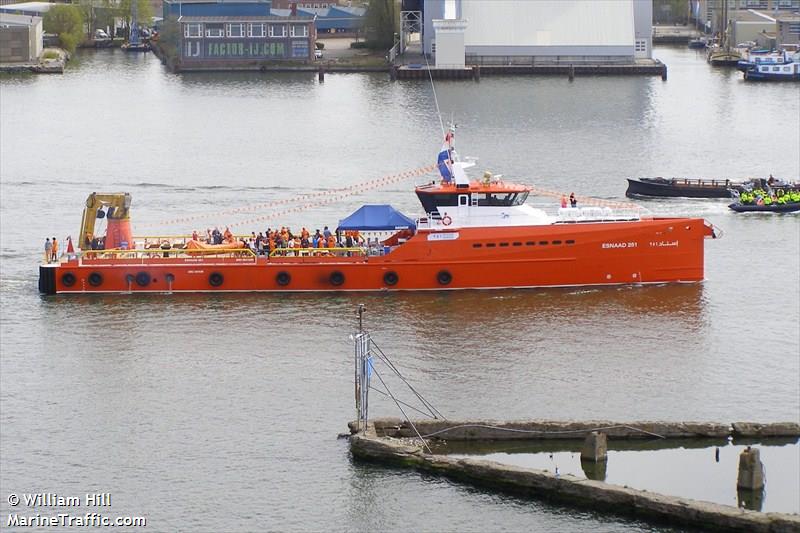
[1,46,798,531]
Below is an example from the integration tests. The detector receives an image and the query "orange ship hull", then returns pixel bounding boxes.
[40,218,713,294]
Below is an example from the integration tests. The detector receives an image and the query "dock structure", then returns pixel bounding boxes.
[393,61,667,80]
[653,24,704,44]
[349,418,800,533]
[345,310,799,531]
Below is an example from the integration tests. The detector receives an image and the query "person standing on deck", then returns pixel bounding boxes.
[51,237,59,262]
[569,193,577,208]
[44,238,52,263]
[561,195,568,208]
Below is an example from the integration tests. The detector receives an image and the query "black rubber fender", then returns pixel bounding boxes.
[88,272,103,287]
[436,270,452,286]
[383,271,399,286]
[276,271,291,286]
[209,272,224,287]
[61,272,76,287]
[329,271,345,286]
[135,272,151,287]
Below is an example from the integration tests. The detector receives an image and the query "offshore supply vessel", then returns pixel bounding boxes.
[39,135,718,294]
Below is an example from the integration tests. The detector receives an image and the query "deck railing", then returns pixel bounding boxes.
[80,247,257,262]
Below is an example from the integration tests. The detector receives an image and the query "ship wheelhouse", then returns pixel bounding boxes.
[415,181,531,216]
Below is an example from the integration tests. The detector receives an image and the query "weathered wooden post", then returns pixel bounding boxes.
[569,64,575,82]
[580,431,607,462]
[318,66,325,82]
[737,446,765,490]
[472,65,480,81]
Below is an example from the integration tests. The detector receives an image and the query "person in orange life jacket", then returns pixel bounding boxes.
[51,237,59,262]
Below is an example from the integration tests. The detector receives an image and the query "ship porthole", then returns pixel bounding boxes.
[61,273,76,287]
[330,271,345,286]
[135,272,151,287]
[383,271,399,286]
[437,270,452,286]
[209,272,224,287]
[88,272,103,287]
[276,271,291,286]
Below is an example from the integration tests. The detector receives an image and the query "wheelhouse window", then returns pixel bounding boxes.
[472,192,529,206]
[184,23,202,38]
[249,23,266,38]
[205,24,224,38]
[290,24,308,38]
[269,24,286,37]
[227,23,245,38]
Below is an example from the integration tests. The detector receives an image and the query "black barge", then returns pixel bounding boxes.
[626,177,738,199]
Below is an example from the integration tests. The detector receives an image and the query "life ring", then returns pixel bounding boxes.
[209,272,224,287]
[442,215,452,226]
[61,272,76,287]
[330,271,345,286]
[383,271,399,286]
[276,271,291,286]
[88,272,103,287]
[135,272,151,287]
[437,270,452,285]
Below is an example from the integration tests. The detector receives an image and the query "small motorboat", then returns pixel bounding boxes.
[688,38,707,49]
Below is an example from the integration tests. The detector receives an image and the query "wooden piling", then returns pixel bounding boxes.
[472,65,480,81]
[580,431,608,462]
[318,66,325,82]
[737,447,765,490]
[569,64,575,81]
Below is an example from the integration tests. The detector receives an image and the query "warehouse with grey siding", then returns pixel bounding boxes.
[423,0,653,64]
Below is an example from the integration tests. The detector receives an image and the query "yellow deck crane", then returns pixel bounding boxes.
[79,193,133,250]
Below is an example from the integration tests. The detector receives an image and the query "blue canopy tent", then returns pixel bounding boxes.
[337,205,416,232]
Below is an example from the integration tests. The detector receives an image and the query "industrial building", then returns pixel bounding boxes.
[690,0,800,34]
[422,0,654,66]
[0,12,42,62]
[162,0,316,67]
[296,5,365,34]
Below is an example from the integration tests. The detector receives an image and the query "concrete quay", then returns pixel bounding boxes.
[0,47,67,74]
[348,418,800,532]
[394,61,667,81]
[355,417,776,440]
[653,25,703,43]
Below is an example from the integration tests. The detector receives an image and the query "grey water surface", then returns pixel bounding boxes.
[1,46,798,531]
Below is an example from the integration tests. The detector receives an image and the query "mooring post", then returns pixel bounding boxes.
[389,65,397,81]
[661,64,668,81]
[569,64,575,82]
[580,431,608,462]
[472,65,480,81]
[737,446,765,490]
[318,66,325,82]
